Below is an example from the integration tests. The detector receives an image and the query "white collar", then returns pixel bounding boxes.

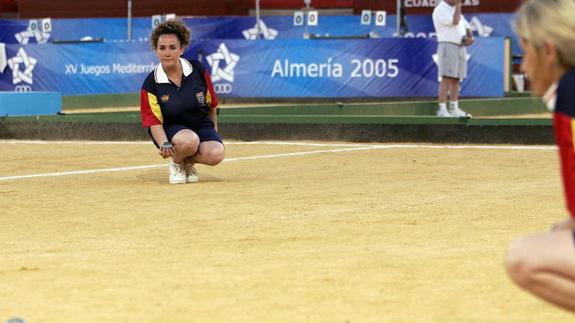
[543,82,558,111]
[154,57,193,84]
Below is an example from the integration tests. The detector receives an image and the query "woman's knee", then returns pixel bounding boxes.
[172,131,200,153]
[505,237,539,288]
[203,145,225,166]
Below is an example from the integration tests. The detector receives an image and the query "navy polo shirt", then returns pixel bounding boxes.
[140,58,218,128]
[553,68,575,217]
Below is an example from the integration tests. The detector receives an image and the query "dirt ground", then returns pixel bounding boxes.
[0,140,572,323]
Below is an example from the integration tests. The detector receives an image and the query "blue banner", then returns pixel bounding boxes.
[0,38,504,97]
[0,42,156,95]
[1,14,519,51]
[195,38,504,98]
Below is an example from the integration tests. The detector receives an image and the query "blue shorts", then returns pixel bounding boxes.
[150,121,223,147]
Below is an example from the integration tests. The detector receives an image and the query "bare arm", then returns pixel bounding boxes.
[209,108,218,133]
[452,0,461,25]
[149,124,173,158]
[462,28,475,46]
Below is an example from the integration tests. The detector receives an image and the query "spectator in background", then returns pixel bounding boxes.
[432,0,474,117]
[140,20,224,184]
[506,0,575,313]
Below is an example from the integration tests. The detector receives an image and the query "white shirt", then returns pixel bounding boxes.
[153,57,193,84]
[432,0,470,45]
[543,82,558,111]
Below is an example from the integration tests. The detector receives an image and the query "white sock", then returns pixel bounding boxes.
[438,103,447,111]
[450,101,459,111]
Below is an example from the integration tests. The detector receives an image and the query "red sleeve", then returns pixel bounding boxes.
[553,112,575,218]
[204,69,219,109]
[140,89,162,127]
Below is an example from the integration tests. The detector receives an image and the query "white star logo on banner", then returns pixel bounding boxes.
[469,17,493,38]
[15,19,51,44]
[15,29,51,44]
[206,43,240,83]
[8,48,37,84]
[242,19,279,40]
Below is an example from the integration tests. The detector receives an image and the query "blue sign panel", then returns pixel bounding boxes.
[0,38,504,97]
[0,42,156,95]
[194,38,504,98]
[0,91,61,116]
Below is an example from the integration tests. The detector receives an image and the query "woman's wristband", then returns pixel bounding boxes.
[161,141,173,149]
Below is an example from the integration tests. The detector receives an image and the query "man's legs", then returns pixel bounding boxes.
[450,79,460,102]
[438,78,451,104]
[437,77,452,116]
[437,77,460,117]
[449,47,471,117]
[448,78,471,117]
[448,79,468,117]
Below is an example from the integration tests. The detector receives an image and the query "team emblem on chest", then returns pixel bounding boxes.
[160,95,170,103]
[196,91,205,105]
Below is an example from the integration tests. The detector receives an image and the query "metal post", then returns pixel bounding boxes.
[255,0,261,39]
[127,0,132,41]
[396,0,401,37]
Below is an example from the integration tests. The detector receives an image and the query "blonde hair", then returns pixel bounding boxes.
[515,0,575,67]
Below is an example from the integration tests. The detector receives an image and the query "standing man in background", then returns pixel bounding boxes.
[432,0,474,117]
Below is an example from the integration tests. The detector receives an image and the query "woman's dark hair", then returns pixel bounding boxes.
[150,19,191,49]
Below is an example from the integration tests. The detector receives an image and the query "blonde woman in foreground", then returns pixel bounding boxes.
[506,0,575,313]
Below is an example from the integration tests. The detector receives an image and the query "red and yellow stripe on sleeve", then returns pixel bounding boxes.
[140,89,163,127]
[553,112,575,218]
[204,69,218,109]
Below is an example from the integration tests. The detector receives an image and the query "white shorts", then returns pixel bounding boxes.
[437,42,467,80]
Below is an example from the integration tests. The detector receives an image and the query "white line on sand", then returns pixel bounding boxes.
[0,146,379,182]
[0,141,556,182]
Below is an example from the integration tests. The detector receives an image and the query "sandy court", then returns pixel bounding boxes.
[0,140,572,322]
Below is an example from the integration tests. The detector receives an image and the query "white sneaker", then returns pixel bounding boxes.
[450,107,471,118]
[169,161,186,184]
[436,108,451,117]
[184,161,199,183]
